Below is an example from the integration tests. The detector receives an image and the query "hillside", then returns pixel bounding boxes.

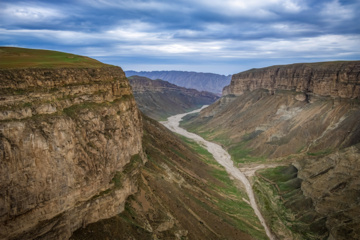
[129,75,219,120]
[126,70,231,95]
[181,61,360,239]
[0,47,110,69]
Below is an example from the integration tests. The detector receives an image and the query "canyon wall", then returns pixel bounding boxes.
[223,61,360,99]
[0,66,143,239]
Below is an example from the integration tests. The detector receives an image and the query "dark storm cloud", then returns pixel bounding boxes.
[0,0,359,74]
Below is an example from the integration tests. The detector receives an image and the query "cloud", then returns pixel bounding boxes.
[186,0,306,18]
[0,0,359,75]
[320,0,354,23]
[0,2,66,24]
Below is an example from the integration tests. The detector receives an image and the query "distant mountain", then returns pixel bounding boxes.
[129,75,219,120]
[125,70,231,95]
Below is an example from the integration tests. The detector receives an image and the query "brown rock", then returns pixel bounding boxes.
[0,66,143,239]
[223,61,360,99]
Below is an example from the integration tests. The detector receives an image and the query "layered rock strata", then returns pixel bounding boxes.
[223,61,360,99]
[0,66,143,239]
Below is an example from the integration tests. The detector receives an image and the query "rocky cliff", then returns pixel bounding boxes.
[0,48,143,239]
[223,61,360,99]
[126,70,231,95]
[129,75,219,120]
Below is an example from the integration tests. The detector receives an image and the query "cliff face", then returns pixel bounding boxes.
[129,75,219,120]
[223,61,360,99]
[126,70,231,95]
[0,66,143,239]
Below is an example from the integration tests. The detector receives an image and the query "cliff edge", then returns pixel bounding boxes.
[223,61,360,99]
[0,47,143,239]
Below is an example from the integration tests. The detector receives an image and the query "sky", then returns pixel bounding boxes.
[1,0,359,75]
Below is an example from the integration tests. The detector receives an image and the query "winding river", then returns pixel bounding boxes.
[161,106,274,240]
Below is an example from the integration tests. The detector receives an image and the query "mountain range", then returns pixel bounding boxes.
[125,70,231,95]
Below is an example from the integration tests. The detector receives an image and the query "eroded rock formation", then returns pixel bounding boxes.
[0,66,143,239]
[223,61,360,99]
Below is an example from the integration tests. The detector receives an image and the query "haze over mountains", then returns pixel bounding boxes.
[125,70,231,95]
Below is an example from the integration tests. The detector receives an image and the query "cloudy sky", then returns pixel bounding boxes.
[1,0,359,74]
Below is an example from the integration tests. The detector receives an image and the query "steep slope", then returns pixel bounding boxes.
[129,75,219,120]
[0,47,143,239]
[126,70,231,95]
[182,61,360,239]
[71,114,267,240]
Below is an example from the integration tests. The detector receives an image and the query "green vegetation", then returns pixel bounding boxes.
[63,95,132,118]
[179,136,267,240]
[228,143,266,164]
[181,117,267,165]
[0,47,112,69]
[254,166,328,239]
[307,149,331,156]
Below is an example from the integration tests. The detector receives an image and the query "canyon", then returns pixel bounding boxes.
[2,47,360,240]
[0,47,265,240]
[182,61,360,239]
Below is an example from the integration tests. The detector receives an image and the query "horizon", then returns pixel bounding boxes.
[1,0,360,75]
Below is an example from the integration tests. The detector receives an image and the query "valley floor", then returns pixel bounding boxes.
[161,107,275,240]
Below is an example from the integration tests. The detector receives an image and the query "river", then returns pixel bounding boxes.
[161,106,274,240]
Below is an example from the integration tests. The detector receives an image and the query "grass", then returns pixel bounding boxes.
[62,95,132,118]
[228,142,266,164]
[0,47,112,69]
[307,149,331,156]
[178,135,267,240]
[180,122,267,165]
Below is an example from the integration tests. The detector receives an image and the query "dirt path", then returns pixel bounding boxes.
[161,106,275,240]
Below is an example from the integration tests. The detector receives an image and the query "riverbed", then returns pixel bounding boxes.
[161,106,274,240]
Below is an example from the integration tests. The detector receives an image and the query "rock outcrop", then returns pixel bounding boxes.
[223,61,360,99]
[129,75,219,120]
[0,52,143,239]
[296,145,360,240]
